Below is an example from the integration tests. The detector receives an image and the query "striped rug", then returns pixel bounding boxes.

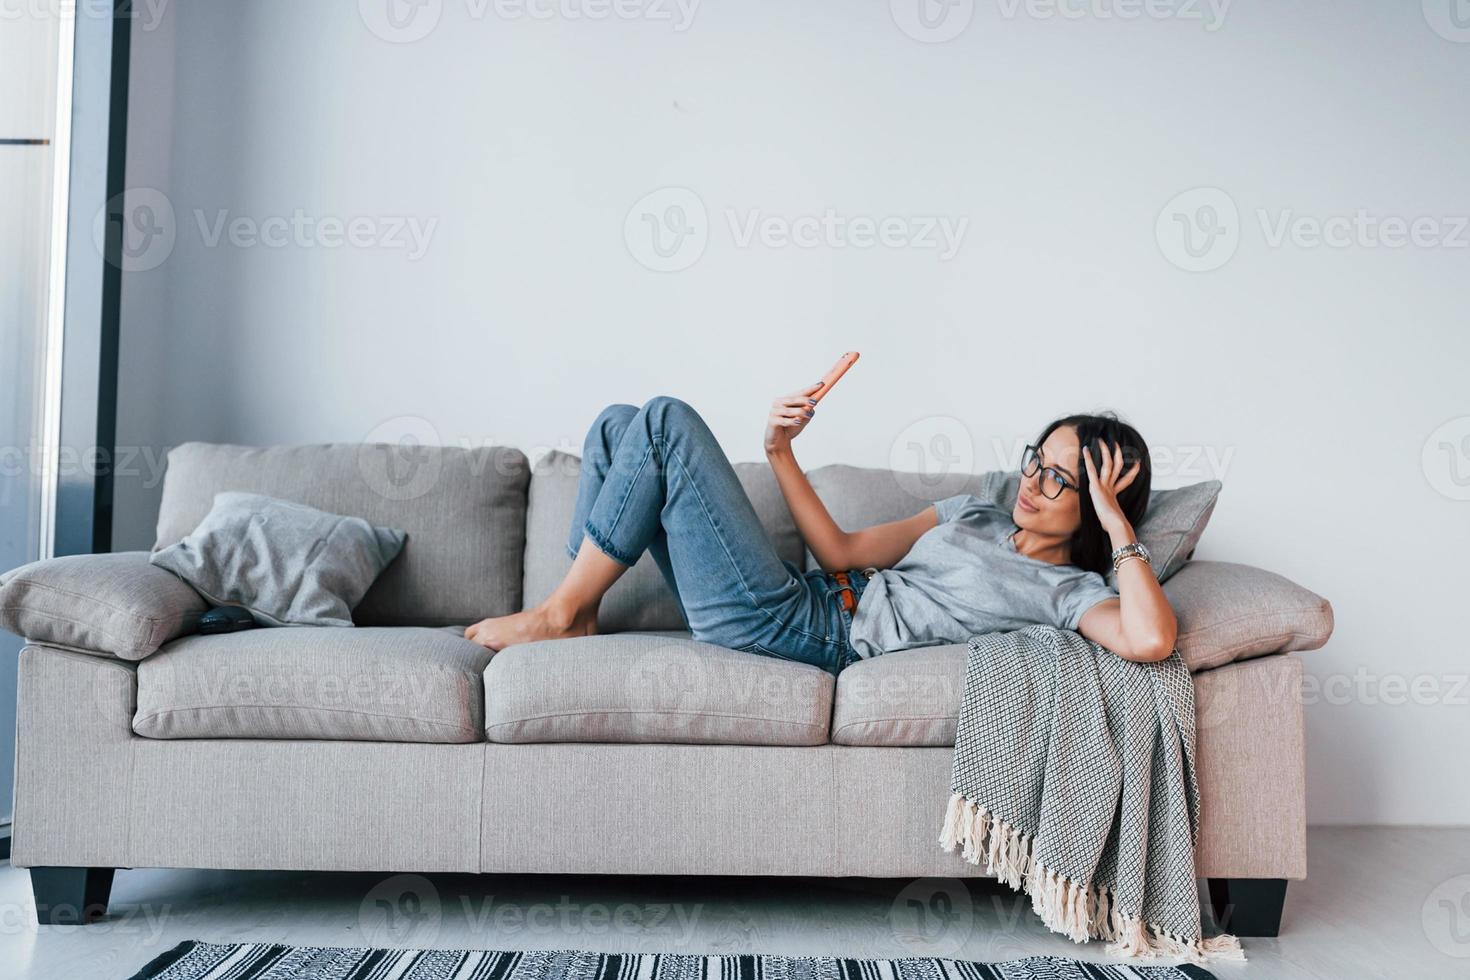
[125,942,1217,980]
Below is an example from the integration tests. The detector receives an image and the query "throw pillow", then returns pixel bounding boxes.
[0,551,208,660]
[150,492,406,627]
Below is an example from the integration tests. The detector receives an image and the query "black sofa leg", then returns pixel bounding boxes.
[30,867,115,924]
[1207,877,1288,937]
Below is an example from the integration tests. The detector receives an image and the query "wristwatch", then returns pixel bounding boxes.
[1110,541,1152,571]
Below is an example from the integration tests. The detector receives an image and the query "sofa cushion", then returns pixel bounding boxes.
[154,442,530,627]
[0,552,207,660]
[483,632,833,745]
[831,645,968,746]
[806,465,1220,581]
[521,451,804,631]
[134,626,493,742]
[1165,560,1334,672]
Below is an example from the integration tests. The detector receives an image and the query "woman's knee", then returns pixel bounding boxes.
[585,403,639,457]
[640,395,703,430]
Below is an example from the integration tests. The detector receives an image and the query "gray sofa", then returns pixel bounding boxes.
[0,441,1334,936]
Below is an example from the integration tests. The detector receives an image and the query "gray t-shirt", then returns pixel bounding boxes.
[846,494,1117,659]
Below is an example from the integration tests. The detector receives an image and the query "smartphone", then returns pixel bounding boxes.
[811,351,860,403]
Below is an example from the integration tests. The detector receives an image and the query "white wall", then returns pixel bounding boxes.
[116,1,1470,826]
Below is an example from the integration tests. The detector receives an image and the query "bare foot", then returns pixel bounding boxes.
[464,602,597,651]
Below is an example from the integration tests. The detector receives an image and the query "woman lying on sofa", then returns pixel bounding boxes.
[464,394,1176,673]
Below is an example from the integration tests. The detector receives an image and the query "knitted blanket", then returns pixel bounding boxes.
[938,626,1243,963]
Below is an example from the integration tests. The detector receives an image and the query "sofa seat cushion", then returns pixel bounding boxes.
[134,626,493,743]
[832,645,968,746]
[483,633,834,745]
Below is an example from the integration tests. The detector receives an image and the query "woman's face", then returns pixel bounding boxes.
[1013,425,1084,537]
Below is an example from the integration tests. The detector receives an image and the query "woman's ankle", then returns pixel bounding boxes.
[540,596,597,633]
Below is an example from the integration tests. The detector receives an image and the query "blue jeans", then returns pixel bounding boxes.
[569,397,865,675]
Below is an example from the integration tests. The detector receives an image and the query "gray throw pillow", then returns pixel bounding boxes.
[149,492,407,627]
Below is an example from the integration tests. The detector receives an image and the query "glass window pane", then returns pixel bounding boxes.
[0,5,65,838]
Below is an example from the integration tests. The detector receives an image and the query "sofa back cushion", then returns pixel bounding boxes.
[521,451,803,631]
[154,442,530,626]
[805,465,1220,581]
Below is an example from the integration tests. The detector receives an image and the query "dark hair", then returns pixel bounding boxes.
[1032,412,1152,576]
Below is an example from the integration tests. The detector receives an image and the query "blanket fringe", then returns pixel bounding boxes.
[939,792,1245,964]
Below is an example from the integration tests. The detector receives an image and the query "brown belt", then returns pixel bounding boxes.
[832,571,858,615]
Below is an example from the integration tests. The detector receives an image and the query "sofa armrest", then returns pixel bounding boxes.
[1163,560,1333,672]
[0,551,207,661]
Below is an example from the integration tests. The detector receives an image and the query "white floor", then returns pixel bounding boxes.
[1,828,1467,980]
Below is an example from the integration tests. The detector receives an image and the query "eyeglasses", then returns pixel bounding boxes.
[1020,444,1078,500]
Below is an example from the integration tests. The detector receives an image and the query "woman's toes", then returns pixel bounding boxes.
[462,606,596,652]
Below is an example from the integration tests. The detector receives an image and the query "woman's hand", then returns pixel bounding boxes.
[1079,438,1175,662]
[1082,438,1143,539]
[764,383,822,455]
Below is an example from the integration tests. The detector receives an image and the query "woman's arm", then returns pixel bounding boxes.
[1076,533,1177,662]
[1075,441,1177,662]
[764,388,937,572]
